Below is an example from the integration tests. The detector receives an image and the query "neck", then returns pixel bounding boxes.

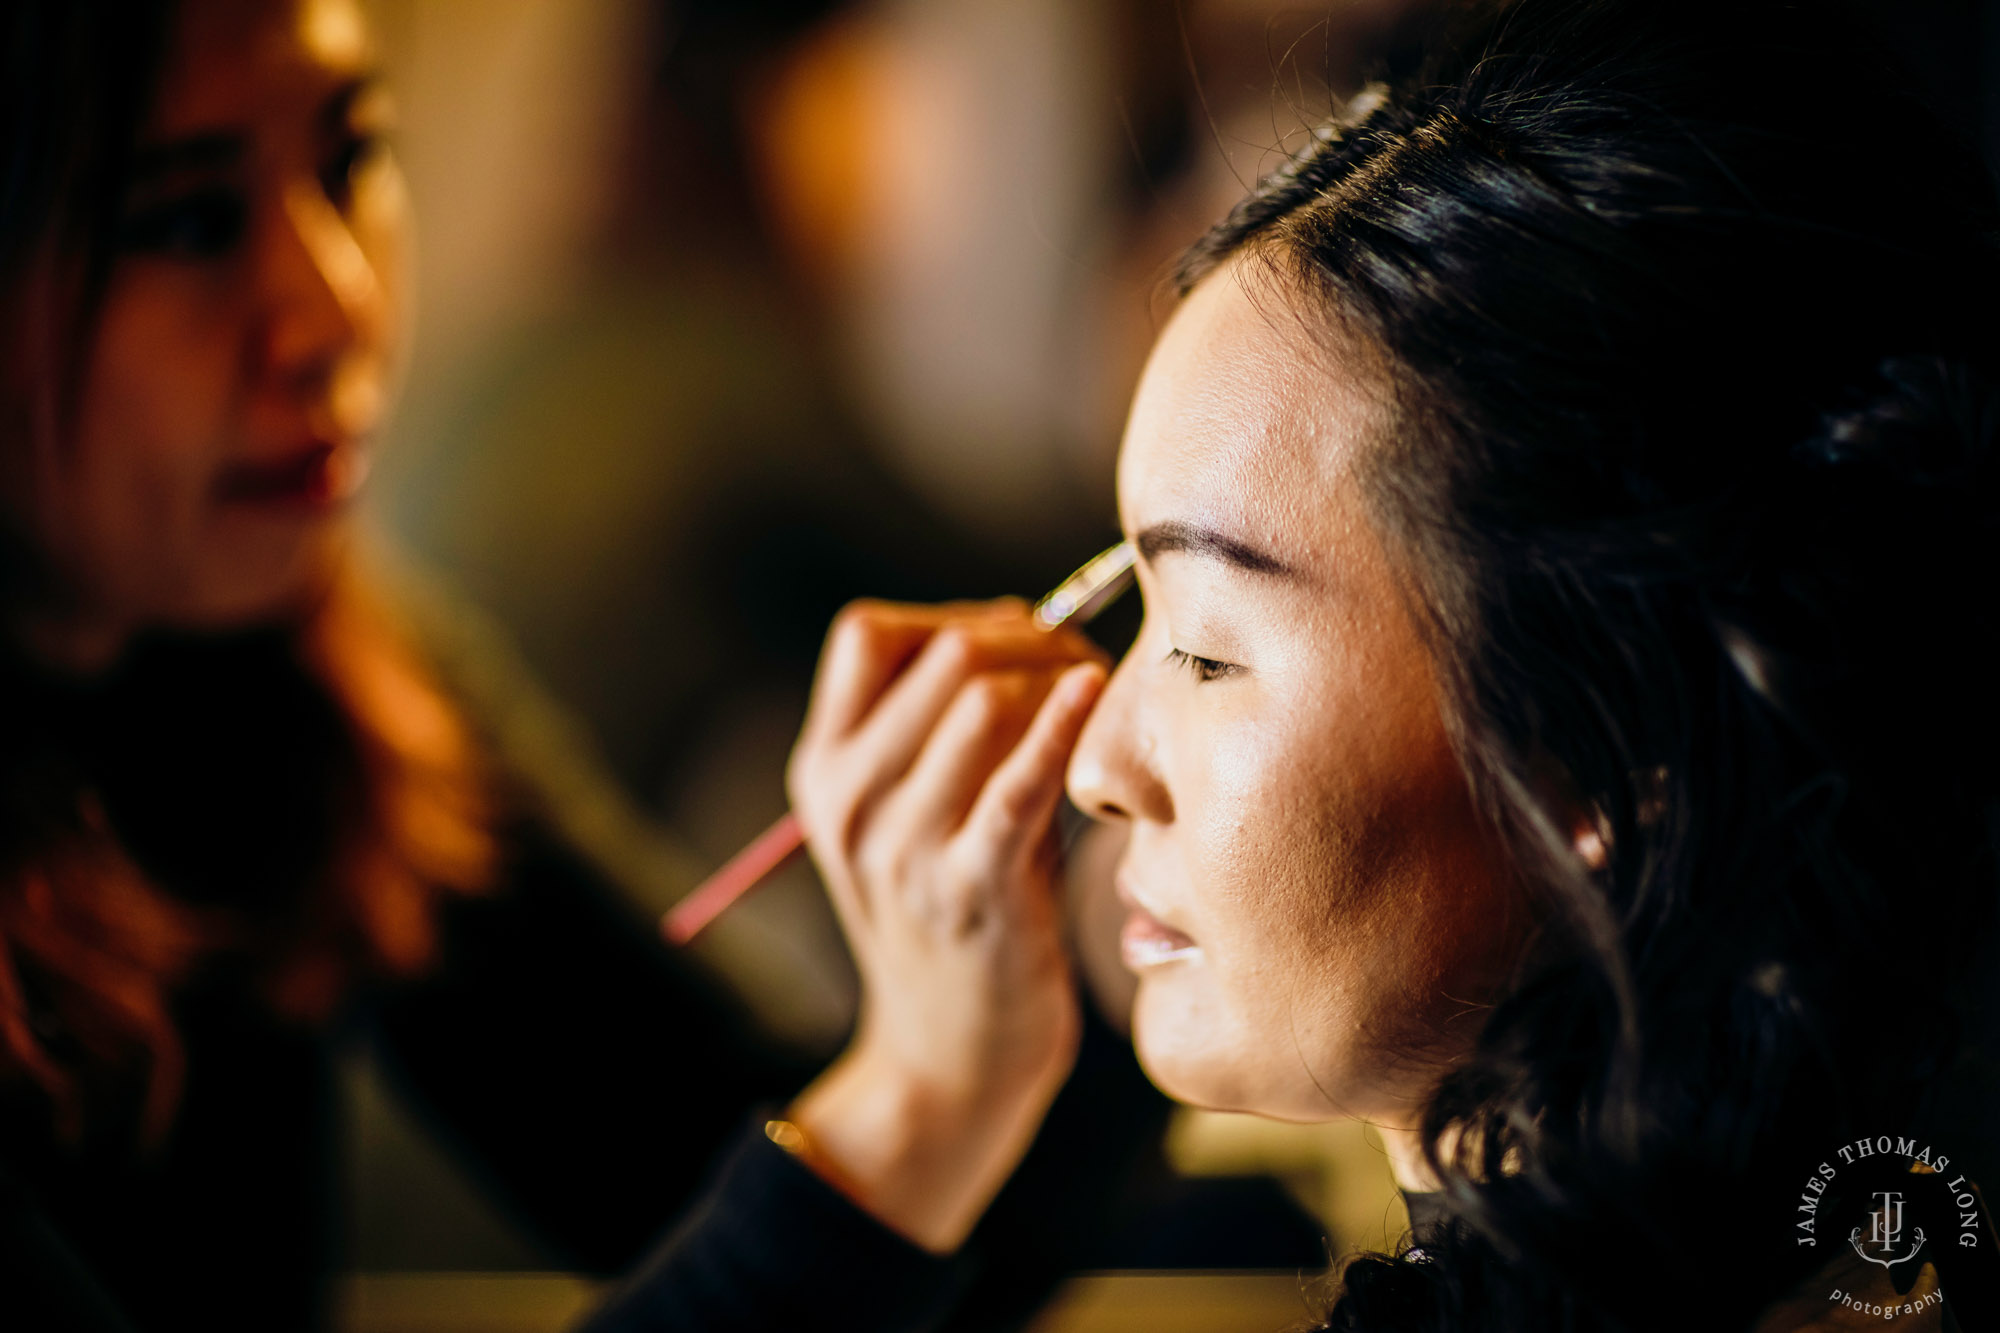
[1378,1121,1443,1194]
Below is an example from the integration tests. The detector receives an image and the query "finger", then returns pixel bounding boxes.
[876,667,1061,844]
[839,617,1101,801]
[960,662,1108,872]
[803,600,1014,743]
[790,602,1040,867]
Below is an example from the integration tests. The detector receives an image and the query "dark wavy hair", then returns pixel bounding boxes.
[1179,0,2000,1327]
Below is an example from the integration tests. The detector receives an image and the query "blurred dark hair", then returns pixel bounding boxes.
[1181,0,2000,1327]
[0,0,172,437]
[0,0,491,1145]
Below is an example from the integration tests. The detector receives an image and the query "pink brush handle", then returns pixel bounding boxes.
[662,811,806,946]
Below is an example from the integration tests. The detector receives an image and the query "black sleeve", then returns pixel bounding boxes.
[365,818,821,1274]
[575,1113,968,1333]
[366,814,1311,1324]
[0,1160,139,1333]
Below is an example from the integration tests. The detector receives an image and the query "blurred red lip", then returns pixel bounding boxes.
[216,441,368,507]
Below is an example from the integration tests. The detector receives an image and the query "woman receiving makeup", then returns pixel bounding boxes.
[747,0,2000,1328]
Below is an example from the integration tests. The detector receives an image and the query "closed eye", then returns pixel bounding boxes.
[322,131,386,212]
[118,188,249,258]
[1166,647,1240,682]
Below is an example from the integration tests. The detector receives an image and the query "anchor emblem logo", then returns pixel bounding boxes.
[1849,1190,1926,1269]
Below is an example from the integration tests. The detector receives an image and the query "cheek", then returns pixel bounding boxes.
[1130,689,1367,1113]
[48,272,242,612]
[64,276,240,558]
[1145,667,1514,1120]
[86,266,242,442]
[1184,670,1385,970]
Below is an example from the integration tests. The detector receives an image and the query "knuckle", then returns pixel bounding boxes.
[946,894,990,940]
[942,830,1000,883]
[840,596,891,626]
[937,859,998,935]
[899,877,943,928]
[784,742,834,812]
[792,762,864,854]
[855,833,911,893]
[801,794,855,860]
[831,600,887,649]
[985,595,1031,624]
[989,776,1039,829]
[930,624,980,674]
[970,784,1036,847]
[784,750,815,811]
[959,674,1016,727]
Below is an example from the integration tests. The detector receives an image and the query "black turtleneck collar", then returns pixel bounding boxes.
[1402,1188,1452,1244]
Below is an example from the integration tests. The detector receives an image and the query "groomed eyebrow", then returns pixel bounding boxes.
[1135,520,1298,579]
[129,133,244,183]
[126,75,380,186]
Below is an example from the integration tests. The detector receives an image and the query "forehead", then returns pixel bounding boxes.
[1117,254,1385,558]
[153,0,371,133]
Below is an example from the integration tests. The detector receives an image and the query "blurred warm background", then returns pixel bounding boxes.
[334,0,2000,1325]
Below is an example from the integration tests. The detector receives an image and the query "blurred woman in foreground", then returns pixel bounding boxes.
[0,2,1163,1329]
[0,4,819,1324]
[781,0,2000,1328]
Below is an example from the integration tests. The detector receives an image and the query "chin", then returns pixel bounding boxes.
[1131,976,1366,1123]
[1128,975,1256,1112]
[174,526,344,629]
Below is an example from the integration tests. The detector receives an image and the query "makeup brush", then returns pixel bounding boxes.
[662,541,1137,946]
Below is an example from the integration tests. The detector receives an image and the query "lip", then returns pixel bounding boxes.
[1116,874,1201,969]
[215,440,370,509]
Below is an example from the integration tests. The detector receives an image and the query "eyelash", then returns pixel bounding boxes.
[1166,647,1239,682]
[117,131,384,261]
[118,189,248,258]
[321,130,383,211]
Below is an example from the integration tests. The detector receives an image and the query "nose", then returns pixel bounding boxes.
[1066,646,1171,824]
[251,183,378,388]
